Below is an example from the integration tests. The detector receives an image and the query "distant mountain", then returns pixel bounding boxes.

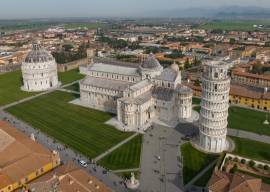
[146,6,270,19]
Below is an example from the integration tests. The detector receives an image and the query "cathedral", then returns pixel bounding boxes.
[77,54,193,132]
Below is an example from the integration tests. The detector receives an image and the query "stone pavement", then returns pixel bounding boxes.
[139,123,198,192]
[112,168,140,173]
[228,128,270,144]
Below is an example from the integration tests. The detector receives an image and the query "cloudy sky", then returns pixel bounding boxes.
[0,0,269,19]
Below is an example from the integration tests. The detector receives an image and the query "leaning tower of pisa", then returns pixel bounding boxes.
[199,60,230,153]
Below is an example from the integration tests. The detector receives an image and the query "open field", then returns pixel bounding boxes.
[194,163,215,187]
[99,135,142,170]
[199,20,270,31]
[193,105,270,136]
[181,143,218,184]
[58,68,85,85]
[0,70,36,106]
[6,91,132,158]
[0,21,58,32]
[64,83,80,92]
[65,23,105,30]
[231,136,270,162]
[0,69,84,107]
[228,107,270,136]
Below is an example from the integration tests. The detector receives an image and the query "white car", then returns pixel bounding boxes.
[78,160,88,168]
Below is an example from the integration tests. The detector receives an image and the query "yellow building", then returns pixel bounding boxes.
[0,121,61,192]
[187,83,270,111]
[229,84,270,111]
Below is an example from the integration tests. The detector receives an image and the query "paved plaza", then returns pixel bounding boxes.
[139,123,198,192]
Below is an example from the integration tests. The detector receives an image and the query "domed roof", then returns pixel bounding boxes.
[170,61,179,72]
[141,53,162,69]
[24,43,54,63]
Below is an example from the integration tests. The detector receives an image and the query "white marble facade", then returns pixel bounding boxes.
[21,43,60,92]
[79,54,193,132]
[199,60,230,153]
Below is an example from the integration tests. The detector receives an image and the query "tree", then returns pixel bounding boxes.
[249,160,255,168]
[164,49,183,59]
[229,38,236,44]
[62,44,73,52]
[145,47,160,54]
[240,159,246,164]
[184,58,191,69]
[194,79,201,86]
[252,62,264,74]
[230,164,238,174]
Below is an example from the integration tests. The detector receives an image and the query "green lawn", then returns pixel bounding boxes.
[64,83,80,92]
[65,23,105,30]
[192,105,270,136]
[199,20,270,32]
[0,70,36,106]
[228,107,270,136]
[6,91,132,158]
[99,135,142,170]
[58,68,85,85]
[192,97,201,105]
[194,163,215,187]
[0,69,84,107]
[231,136,270,162]
[181,143,218,184]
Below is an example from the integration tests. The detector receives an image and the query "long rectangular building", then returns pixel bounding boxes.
[0,121,61,192]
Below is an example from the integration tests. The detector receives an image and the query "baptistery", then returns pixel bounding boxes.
[21,43,60,92]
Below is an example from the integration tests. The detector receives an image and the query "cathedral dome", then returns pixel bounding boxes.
[141,53,162,70]
[170,61,180,72]
[24,43,54,63]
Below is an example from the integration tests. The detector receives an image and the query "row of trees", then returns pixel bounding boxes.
[52,43,89,64]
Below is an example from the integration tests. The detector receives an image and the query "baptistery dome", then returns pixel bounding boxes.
[21,43,60,92]
[24,44,54,63]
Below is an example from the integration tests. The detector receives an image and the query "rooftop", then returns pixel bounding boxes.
[89,62,140,76]
[154,68,179,82]
[28,162,112,192]
[0,121,58,189]
[81,76,133,91]
[24,43,54,63]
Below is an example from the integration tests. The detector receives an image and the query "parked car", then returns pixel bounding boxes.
[78,159,88,168]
